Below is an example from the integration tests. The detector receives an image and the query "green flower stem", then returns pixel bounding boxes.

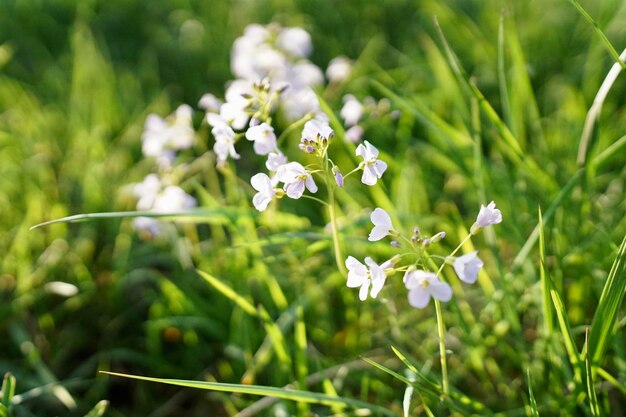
[434,299,449,398]
[327,178,346,276]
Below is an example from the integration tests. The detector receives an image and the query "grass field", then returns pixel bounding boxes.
[1,0,626,416]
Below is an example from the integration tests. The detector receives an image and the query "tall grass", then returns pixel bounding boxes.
[1,0,626,415]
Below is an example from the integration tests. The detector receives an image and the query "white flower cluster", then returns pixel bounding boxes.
[132,105,198,236]
[345,202,502,308]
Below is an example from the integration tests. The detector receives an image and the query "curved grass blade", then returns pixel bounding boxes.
[100,371,395,416]
[30,207,254,230]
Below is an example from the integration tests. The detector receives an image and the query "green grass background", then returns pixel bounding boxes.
[1,0,626,415]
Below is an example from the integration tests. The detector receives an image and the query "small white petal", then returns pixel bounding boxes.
[429,281,453,302]
[359,281,371,301]
[408,288,431,309]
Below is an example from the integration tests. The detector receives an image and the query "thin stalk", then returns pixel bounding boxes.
[327,185,346,276]
[434,299,449,398]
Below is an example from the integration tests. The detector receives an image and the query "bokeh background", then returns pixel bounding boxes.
[1,0,626,416]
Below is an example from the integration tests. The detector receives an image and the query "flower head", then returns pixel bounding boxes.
[340,94,363,127]
[471,201,502,234]
[356,140,387,186]
[403,269,452,309]
[276,162,317,199]
[369,208,394,241]
[246,123,277,155]
[251,173,276,211]
[345,256,390,301]
[451,251,483,284]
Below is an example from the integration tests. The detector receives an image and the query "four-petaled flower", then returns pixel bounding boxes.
[345,256,391,301]
[403,269,452,309]
[452,251,483,284]
[246,123,277,155]
[471,201,502,234]
[251,173,276,211]
[276,162,318,199]
[356,140,387,186]
[369,208,394,241]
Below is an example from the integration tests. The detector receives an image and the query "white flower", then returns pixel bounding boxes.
[471,201,502,234]
[141,104,195,164]
[245,123,277,155]
[198,93,222,112]
[276,162,317,199]
[356,140,387,186]
[211,124,240,164]
[326,56,352,83]
[134,174,162,211]
[251,173,276,211]
[369,208,394,241]
[345,256,390,301]
[302,118,334,143]
[277,27,312,58]
[340,94,363,127]
[404,269,452,309]
[452,251,483,284]
[152,186,197,213]
[266,151,288,172]
[345,125,364,143]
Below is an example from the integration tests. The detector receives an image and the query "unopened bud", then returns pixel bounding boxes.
[430,231,446,243]
[390,240,400,247]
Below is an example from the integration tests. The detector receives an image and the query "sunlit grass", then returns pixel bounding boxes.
[1,0,626,416]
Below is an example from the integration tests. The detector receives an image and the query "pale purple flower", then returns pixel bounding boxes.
[368,208,394,241]
[152,186,197,213]
[266,151,288,172]
[345,256,390,301]
[340,94,363,127]
[326,56,352,83]
[276,162,317,199]
[356,140,387,186]
[452,251,483,284]
[333,168,344,188]
[404,269,452,309]
[251,173,276,211]
[211,123,240,164]
[246,123,277,155]
[141,104,195,164]
[301,118,334,144]
[471,201,502,234]
[345,125,364,143]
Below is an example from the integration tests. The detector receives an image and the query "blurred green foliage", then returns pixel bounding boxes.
[1,0,626,416]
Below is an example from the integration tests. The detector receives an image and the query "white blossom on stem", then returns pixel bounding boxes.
[369,208,395,241]
[345,256,390,301]
[251,173,276,211]
[404,269,452,309]
[356,140,387,186]
[245,123,277,155]
[470,201,502,234]
[451,251,483,284]
[276,162,317,199]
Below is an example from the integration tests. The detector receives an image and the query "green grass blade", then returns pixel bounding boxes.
[567,0,626,69]
[596,367,626,396]
[588,234,626,363]
[100,371,396,416]
[527,369,540,417]
[432,17,557,193]
[1,373,15,408]
[538,207,554,334]
[583,329,600,416]
[29,208,253,230]
[547,273,580,371]
[196,270,258,317]
[83,400,109,417]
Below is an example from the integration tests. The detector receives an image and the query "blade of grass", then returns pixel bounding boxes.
[29,208,254,230]
[583,328,600,416]
[196,270,258,317]
[83,400,109,417]
[527,369,540,417]
[567,0,626,70]
[432,16,557,193]
[576,46,626,167]
[100,371,396,416]
[1,373,15,409]
[538,207,554,335]
[588,234,626,363]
